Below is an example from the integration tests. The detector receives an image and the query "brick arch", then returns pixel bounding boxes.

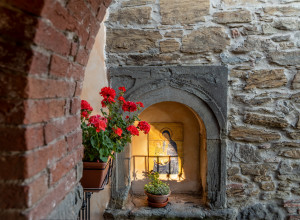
[0,0,111,219]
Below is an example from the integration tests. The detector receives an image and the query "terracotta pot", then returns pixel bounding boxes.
[148,198,169,208]
[80,158,111,190]
[145,191,171,204]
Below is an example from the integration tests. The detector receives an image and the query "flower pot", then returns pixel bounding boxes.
[145,191,171,207]
[81,157,112,191]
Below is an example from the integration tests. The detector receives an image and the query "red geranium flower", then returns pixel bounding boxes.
[113,127,123,136]
[127,125,139,136]
[81,100,93,111]
[118,96,125,102]
[118,87,126,92]
[101,96,116,107]
[88,115,107,132]
[136,102,144,108]
[137,121,150,134]
[100,87,116,99]
[122,101,137,112]
[81,111,89,119]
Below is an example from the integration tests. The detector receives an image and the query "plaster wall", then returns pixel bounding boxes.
[81,20,111,219]
[131,102,202,194]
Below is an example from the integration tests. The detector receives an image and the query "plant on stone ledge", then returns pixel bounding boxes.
[144,171,170,195]
[81,87,150,162]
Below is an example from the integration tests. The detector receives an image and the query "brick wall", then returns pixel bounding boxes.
[0,0,111,219]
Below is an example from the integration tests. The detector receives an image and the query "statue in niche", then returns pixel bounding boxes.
[148,123,183,175]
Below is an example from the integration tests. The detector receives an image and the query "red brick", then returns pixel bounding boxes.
[66,129,82,151]
[86,35,96,51]
[50,148,81,184]
[103,0,112,7]
[77,24,89,48]
[76,48,90,66]
[87,0,102,15]
[0,155,26,180]
[3,0,44,15]
[29,51,49,76]
[290,216,300,220]
[70,63,84,81]
[97,4,107,22]
[70,41,79,57]
[34,20,71,55]
[0,172,48,209]
[0,41,33,73]
[27,77,76,99]
[25,125,45,150]
[70,97,80,115]
[26,169,77,220]
[67,0,89,21]
[0,6,37,41]
[50,55,71,78]
[42,1,77,32]
[89,15,100,39]
[75,81,83,96]
[24,99,66,124]
[0,69,27,99]
[44,115,80,144]
[0,99,24,124]
[0,210,27,220]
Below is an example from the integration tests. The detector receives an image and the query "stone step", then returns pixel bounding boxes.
[104,194,236,219]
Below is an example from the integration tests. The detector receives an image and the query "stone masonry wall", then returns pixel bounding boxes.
[106,0,300,218]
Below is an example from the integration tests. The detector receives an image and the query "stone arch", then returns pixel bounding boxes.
[110,66,228,208]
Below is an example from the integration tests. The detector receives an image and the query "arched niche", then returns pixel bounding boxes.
[109,66,228,209]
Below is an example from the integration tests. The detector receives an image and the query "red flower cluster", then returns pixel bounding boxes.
[127,125,139,136]
[137,121,151,134]
[88,115,107,132]
[119,87,126,92]
[81,100,93,119]
[122,101,137,112]
[81,100,93,111]
[136,102,144,108]
[118,96,125,102]
[113,127,123,136]
[100,87,116,107]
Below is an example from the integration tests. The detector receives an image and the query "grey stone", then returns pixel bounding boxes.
[241,164,275,176]
[46,184,83,220]
[292,71,300,89]
[269,51,300,66]
[273,18,300,31]
[278,161,293,175]
[237,203,285,220]
[228,166,240,176]
[220,53,249,65]
[262,24,279,35]
[244,113,288,128]
[231,144,262,163]
[121,0,155,7]
[213,10,252,24]
[271,35,291,42]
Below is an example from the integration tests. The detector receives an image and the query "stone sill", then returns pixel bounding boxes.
[104,194,236,219]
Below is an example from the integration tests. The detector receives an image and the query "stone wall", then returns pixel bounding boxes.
[106,0,300,218]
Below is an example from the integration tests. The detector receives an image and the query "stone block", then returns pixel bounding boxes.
[181,27,230,53]
[292,71,300,89]
[107,29,162,53]
[254,176,272,183]
[222,0,260,5]
[109,7,152,25]
[213,10,251,24]
[279,149,300,159]
[271,35,291,42]
[241,164,275,176]
[244,113,288,128]
[230,144,262,163]
[273,18,300,31]
[245,69,287,90]
[274,142,300,148]
[260,182,275,191]
[237,204,285,219]
[164,30,183,38]
[227,167,239,176]
[229,127,281,143]
[288,132,300,140]
[121,0,155,7]
[159,39,180,53]
[264,7,300,16]
[160,0,209,25]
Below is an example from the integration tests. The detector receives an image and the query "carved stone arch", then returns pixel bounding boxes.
[109,66,228,209]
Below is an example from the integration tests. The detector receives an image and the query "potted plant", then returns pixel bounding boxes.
[80,86,150,190]
[144,171,171,208]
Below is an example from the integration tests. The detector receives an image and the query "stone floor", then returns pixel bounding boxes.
[104,194,236,219]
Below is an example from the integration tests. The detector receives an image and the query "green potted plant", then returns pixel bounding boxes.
[80,86,150,190]
[144,171,171,208]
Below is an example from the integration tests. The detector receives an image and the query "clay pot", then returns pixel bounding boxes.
[80,158,111,191]
[145,191,171,207]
